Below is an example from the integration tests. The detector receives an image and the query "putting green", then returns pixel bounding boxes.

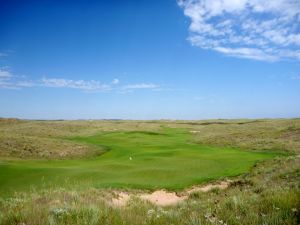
[0,128,278,195]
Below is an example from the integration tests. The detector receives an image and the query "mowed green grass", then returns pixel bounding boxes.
[0,128,278,195]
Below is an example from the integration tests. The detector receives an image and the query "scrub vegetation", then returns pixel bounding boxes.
[0,118,299,224]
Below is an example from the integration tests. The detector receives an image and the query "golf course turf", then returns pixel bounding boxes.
[0,127,279,195]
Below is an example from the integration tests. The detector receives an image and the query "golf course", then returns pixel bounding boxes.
[1,0,300,223]
[0,119,299,224]
[0,127,278,195]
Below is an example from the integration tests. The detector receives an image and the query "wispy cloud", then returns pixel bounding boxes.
[0,68,35,89]
[0,68,12,78]
[111,78,119,84]
[0,69,162,93]
[122,83,160,90]
[41,78,111,92]
[178,0,300,61]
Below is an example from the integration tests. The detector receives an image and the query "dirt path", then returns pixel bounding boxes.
[111,180,231,207]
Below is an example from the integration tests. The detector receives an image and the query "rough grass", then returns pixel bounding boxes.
[170,119,300,154]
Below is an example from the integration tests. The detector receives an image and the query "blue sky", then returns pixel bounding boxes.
[0,0,300,119]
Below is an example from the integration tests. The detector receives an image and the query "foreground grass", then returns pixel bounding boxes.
[0,156,298,225]
[0,128,277,195]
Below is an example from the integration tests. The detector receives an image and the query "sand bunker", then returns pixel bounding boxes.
[111,180,231,207]
[140,190,187,206]
[111,192,131,207]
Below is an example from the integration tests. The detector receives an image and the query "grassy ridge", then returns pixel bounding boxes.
[0,128,278,195]
[1,119,299,159]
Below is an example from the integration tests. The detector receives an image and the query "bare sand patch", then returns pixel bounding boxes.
[140,190,187,206]
[187,180,230,194]
[111,192,130,207]
[111,180,231,207]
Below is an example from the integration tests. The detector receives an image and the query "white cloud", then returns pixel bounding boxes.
[41,79,161,92]
[0,68,162,93]
[0,76,162,92]
[213,46,279,61]
[0,68,12,78]
[0,68,36,89]
[178,0,300,61]
[112,78,119,84]
[123,83,160,90]
[16,81,35,87]
[41,78,111,92]
[0,68,15,89]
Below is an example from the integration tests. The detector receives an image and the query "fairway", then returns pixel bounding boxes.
[0,128,277,195]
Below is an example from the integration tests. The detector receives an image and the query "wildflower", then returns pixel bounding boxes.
[291,208,297,213]
[204,212,216,223]
[147,209,155,218]
[204,212,211,219]
[51,207,69,217]
[232,196,238,206]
